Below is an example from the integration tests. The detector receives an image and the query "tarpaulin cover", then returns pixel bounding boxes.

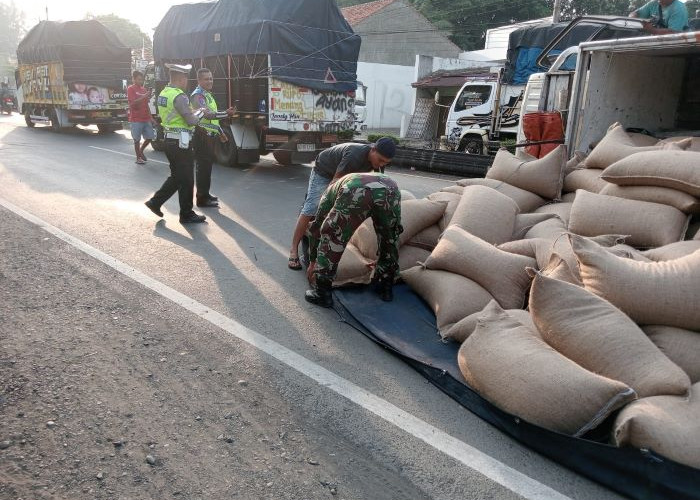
[334,283,700,500]
[16,20,132,88]
[153,0,360,92]
[504,21,638,85]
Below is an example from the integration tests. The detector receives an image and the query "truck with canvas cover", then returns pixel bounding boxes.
[150,0,360,166]
[516,16,700,156]
[15,20,130,132]
[444,18,641,155]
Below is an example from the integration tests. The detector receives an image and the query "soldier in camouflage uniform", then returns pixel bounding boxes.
[305,172,402,307]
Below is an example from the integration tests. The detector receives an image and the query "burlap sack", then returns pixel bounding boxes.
[529,272,691,398]
[455,178,546,213]
[400,189,416,200]
[333,244,374,286]
[498,238,538,259]
[658,136,700,153]
[524,217,567,240]
[601,150,700,197]
[560,192,577,203]
[563,168,609,194]
[427,191,462,231]
[445,306,535,343]
[599,184,700,214]
[401,267,493,332]
[584,123,662,169]
[424,226,535,309]
[350,198,447,259]
[485,145,567,200]
[441,184,465,195]
[607,243,652,262]
[515,149,537,161]
[459,300,636,437]
[542,254,581,285]
[613,382,700,469]
[398,245,431,272]
[407,224,441,251]
[564,151,587,177]
[642,241,700,262]
[534,202,574,226]
[571,234,700,331]
[512,213,558,240]
[643,326,700,382]
[568,190,689,248]
[449,185,519,245]
[627,131,659,147]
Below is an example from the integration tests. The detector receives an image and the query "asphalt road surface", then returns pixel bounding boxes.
[0,113,623,500]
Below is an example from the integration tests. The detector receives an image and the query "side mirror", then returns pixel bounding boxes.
[434,90,440,105]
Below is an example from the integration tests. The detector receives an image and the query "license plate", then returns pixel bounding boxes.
[297,143,315,152]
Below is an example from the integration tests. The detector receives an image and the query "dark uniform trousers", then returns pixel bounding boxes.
[193,130,217,201]
[151,139,195,216]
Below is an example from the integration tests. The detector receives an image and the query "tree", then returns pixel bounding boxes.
[85,13,152,58]
[0,0,26,82]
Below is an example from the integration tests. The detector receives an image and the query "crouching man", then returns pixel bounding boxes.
[305,172,403,307]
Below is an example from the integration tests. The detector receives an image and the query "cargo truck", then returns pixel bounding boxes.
[516,16,700,155]
[149,0,360,166]
[15,20,131,132]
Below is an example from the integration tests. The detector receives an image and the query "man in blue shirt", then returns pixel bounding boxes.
[631,0,689,34]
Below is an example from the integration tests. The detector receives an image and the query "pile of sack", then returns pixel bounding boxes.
[339,123,700,469]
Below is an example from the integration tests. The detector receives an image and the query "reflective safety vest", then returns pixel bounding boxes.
[192,88,220,135]
[157,86,194,133]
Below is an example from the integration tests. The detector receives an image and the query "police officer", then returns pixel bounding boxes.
[305,172,402,308]
[190,68,235,208]
[145,64,207,224]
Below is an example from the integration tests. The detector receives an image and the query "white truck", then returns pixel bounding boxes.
[517,16,700,155]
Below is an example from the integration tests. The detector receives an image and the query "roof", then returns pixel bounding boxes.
[341,0,396,26]
[412,67,497,88]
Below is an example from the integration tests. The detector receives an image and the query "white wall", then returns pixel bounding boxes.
[356,61,416,129]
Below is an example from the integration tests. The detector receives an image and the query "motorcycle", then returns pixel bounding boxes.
[1,96,14,115]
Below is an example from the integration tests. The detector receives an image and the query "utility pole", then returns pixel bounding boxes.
[552,0,562,23]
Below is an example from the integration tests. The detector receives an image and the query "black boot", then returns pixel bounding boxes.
[305,278,333,308]
[373,276,394,302]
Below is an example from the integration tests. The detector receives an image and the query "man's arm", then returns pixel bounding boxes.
[174,94,202,126]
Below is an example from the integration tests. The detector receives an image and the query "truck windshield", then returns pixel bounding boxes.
[355,84,366,106]
[454,85,491,112]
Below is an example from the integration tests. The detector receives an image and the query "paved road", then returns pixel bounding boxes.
[0,114,622,500]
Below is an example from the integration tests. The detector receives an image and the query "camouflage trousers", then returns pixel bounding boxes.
[313,185,402,283]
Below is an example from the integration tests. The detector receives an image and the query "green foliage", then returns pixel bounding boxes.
[367,133,400,144]
[85,13,152,52]
[337,129,355,141]
[0,1,26,81]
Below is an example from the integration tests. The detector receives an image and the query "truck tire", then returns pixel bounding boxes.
[50,108,61,132]
[24,109,35,128]
[214,130,239,167]
[97,124,120,133]
[150,139,164,152]
[459,136,484,155]
[272,150,293,166]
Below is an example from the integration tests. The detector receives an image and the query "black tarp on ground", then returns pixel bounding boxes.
[333,284,700,500]
[16,20,132,88]
[153,0,360,92]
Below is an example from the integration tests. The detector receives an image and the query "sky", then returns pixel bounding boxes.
[17,0,204,37]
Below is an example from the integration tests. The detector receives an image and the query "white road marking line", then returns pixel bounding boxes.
[89,146,169,165]
[296,162,455,181]
[1,197,572,500]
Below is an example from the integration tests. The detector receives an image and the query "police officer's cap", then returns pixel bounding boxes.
[165,63,192,75]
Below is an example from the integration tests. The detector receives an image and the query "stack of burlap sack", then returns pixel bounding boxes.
[338,122,700,469]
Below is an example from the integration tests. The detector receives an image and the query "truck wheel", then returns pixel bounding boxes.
[50,109,61,132]
[24,109,35,128]
[272,150,293,166]
[460,136,483,155]
[215,132,239,167]
[150,139,164,152]
[97,124,120,133]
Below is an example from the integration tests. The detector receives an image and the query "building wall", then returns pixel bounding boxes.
[356,61,415,129]
[353,0,460,66]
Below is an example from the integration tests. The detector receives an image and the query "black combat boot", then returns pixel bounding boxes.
[372,275,394,302]
[305,278,333,308]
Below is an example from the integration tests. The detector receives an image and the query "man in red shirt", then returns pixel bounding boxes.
[127,70,155,164]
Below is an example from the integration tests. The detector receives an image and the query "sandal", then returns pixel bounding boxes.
[135,157,146,165]
[288,256,302,270]
[140,153,147,161]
